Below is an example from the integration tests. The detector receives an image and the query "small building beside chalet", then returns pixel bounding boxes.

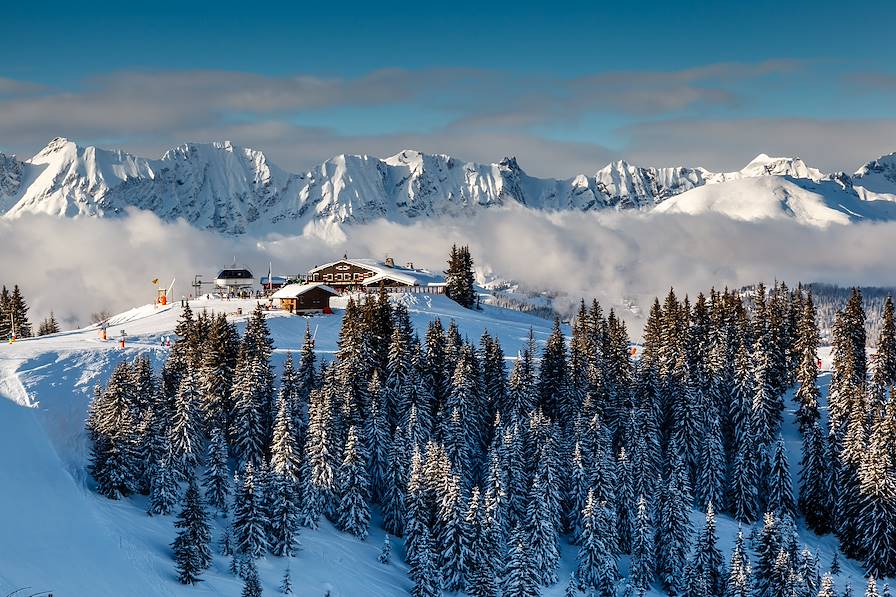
[271,283,338,314]
[305,257,446,293]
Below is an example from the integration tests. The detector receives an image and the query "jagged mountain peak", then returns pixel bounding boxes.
[3,137,896,234]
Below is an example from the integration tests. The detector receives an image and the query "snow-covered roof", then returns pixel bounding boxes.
[271,283,338,299]
[362,269,446,287]
[308,258,446,287]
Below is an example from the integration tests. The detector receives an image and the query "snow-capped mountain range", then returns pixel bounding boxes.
[2,137,896,234]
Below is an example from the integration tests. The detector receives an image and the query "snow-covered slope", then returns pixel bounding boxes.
[0,295,868,596]
[0,295,558,596]
[652,175,896,226]
[3,138,896,234]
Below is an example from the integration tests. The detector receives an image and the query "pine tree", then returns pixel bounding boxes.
[767,436,796,518]
[233,462,268,558]
[818,573,836,597]
[301,386,337,528]
[169,372,205,478]
[695,405,726,512]
[37,312,60,336]
[830,552,841,575]
[88,364,140,499]
[336,425,370,539]
[794,295,822,434]
[800,421,831,534]
[656,453,693,595]
[753,512,783,597]
[576,490,618,597]
[872,297,896,391]
[725,529,752,597]
[859,421,896,578]
[504,527,541,597]
[147,448,179,516]
[203,426,231,516]
[526,474,560,586]
[241,559,262,597]
[690,503,724,597]
[630,495,654,594]
[365,371,391,503]
[8,285,31,338]
[616,447,636,555]
[379,534,392,564]
[268,469,300,557]
[445,245,477,309]
[171,476,212,584]
[219,526,234,556]
[409,525,440,597]
[868,579,882,597]
[280,565,293,594]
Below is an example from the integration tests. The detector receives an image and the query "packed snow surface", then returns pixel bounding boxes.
[0,293,869,595]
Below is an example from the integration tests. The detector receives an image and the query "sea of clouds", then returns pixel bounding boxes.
[2,207,894,334]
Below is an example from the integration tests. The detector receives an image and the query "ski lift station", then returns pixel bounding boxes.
[214,266,254,295]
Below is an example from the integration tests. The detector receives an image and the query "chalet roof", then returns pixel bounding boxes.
[362,269,446,287]
[271,283,338,299]
[308,257,446,287]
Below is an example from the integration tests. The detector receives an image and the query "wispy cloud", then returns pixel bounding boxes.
[2,60,894,178]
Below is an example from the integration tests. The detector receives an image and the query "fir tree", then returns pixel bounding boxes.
[8,285,31,338]
[505,527,541,597]
[169,372,205,478]
[233,462,268,558]
[37,312,60,336]
[725,529,752,597]
[859,421,896,578]
[767,436,796,518]
[379,534,392,564]
[171,476,212,584]
[690,503,724,597]
[445,245,477,309]
[656,453,693,595]
[794,296,822,434]
[88,364,140,499]
[280,565,293,594]
[830,552,841,575]
[148,448,179,516]
[695,405,726,513]
[409,525,440,597]
[818,573,836,597]
[526,474,560,586]
[576,490,618,597]
[753,513,783,597]
[203,426,231,516]
[630,495,655,594]
[800,421,831,534]
[336,425,371,539]
[241,559,262,597]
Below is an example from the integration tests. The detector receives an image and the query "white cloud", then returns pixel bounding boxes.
[5,208,894,335]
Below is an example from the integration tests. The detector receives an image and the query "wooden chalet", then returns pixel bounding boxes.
[271,283,338,314]
[305,257,446,293]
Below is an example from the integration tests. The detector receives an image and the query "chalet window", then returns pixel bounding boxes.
[324,274,333,281]
[354,272,363,280]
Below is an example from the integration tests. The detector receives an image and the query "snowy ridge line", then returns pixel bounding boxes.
[3,138,896,234]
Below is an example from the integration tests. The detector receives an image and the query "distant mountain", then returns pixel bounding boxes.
[2,138,895,235]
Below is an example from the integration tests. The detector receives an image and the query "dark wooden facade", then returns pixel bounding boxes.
[280,286,337,314]
[308,260,379,288]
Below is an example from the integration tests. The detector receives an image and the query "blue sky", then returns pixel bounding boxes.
[1,0,895,175]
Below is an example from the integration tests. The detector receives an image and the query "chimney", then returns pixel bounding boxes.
[384,256,395,268]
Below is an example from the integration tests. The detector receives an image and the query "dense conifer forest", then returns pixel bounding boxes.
[86,281,896,596]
